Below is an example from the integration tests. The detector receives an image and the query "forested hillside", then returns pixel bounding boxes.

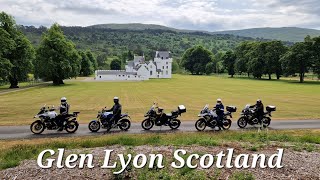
[19,25,254,61]
[213,27,320,42]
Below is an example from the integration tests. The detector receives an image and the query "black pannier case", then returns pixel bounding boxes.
[178,105,186,113]
[226,106,237,112]
[266,106,276,112]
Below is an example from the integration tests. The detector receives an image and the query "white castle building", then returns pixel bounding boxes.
[95,51,173,81]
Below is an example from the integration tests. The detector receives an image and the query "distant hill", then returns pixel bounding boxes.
[88,24,320,42]
[212,27,320,42]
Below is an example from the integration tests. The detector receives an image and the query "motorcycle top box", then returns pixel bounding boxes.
[178,105,186,113]
[226,106,237,112]
[266,106,276,112]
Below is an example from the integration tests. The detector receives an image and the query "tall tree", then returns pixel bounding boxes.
[234,41,256,76]
[309,36,320,78]
[181,45,214,74]
[35,23,81,85]
[86,51,97,70]
[0,12,35,88]
[79,51,93,76]
[205,62,215,75]
[110,59,121,70]
[264,41,287,80]
[222,50,236,77]
[0,28,14,82]
[281,42,312,83]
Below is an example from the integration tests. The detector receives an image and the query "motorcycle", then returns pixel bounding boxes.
[30,105,80,134]
[141,104,186,130]
[237,104,276,128]
[195,104,236,131]
[88,108,131,132]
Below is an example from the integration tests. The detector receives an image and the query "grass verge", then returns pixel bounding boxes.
[0,129,319,170]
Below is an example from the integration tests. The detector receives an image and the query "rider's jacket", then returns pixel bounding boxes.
[106,103,122,117]
[215,103,224,116]
[60,103,70,115]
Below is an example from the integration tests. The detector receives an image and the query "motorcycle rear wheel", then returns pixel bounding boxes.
[262,117,271,127]
[141,119,154,130]
[65,120,79,133]
[30,120,45,134]
[237,117,247,128]
[222,119,232,130]
[169,119,181,130]
[195,118,207,131]
[119,119,131,131]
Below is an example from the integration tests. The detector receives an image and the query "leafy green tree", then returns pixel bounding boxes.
[0,12,35,88]
[172,60,180,74]
[247,42,266,79]
[110,59,121,70]
[34,23,81,85]
[309,36,320,78]
[0,28,14,82]
[205,62,215,75]
[264,41,287,79]
[97,53,108,69]
[181,45,214,74]
[281,42,312,83]
[79,51,93,76]
[234,41,256,76]
[222,51,236,77]
[86,51,97,70]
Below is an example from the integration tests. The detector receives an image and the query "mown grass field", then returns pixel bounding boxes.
[0,74,320,125]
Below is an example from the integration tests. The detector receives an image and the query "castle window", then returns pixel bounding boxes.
[162,66,164,69]
[99,76,101,78]
[150,71,153,75]
[166,62,168,65]
[161,57,163,60]
[166,71,168,75]
[166,66,168,69]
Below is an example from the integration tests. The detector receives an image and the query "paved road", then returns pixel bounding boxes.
[0,120,319,140]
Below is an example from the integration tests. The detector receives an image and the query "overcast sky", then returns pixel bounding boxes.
[1,0,320,31]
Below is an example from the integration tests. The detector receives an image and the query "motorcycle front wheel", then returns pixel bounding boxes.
[88,121,101,132]
[237,117,247,128]
[195,118,207,131]
[169,119,181,130]
[141,119,154,130]
[65,120,79,133]
[30,120,45,134]
[119,119,131,131]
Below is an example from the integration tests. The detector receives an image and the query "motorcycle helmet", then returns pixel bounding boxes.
[61,97,67,104]
[257,99,262,104]
[114,96,119,104]
[217,98,222,104]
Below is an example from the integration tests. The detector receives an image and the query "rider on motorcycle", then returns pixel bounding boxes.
[57,97,70,131]
[251,99,264,123]
[105,97,122,124]
[215,98,224,126]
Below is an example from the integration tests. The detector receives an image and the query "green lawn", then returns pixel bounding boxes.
[0,74,320,125]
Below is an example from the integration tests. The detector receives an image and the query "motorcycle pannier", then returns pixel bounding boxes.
[266,105,276,112]
[178,105,186,113]
[226,106,237,112]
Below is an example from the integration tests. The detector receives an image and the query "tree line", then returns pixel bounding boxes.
[0,12,98,87]
[181,37,320,83]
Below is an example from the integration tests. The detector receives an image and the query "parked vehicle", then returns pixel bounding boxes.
[237,105,276,128]
[30,105,79,134]
[88,108,131,132]
[141,104,186,130]
[195,104,236,131]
